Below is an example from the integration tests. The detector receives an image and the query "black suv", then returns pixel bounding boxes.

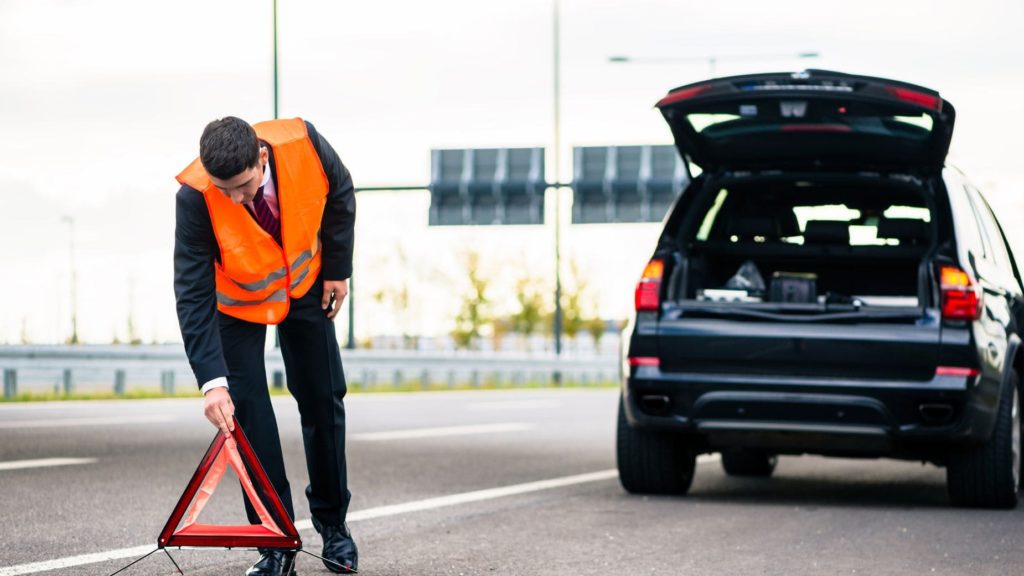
[617,70,1024,508]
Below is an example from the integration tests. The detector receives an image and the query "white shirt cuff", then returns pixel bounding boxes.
[200,377,229,395]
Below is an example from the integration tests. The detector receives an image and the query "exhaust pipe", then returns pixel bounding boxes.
[919,403,954,425]
[639,394,671,415]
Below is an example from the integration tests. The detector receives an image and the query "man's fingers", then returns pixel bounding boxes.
[322,285,332,310]
[215,406,231,436]
[215,408,229,436]
[221,403,235,432]
[210,409,228,436]
[202,388,234,436]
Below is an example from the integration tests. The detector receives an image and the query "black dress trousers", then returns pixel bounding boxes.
[218,274,350,527]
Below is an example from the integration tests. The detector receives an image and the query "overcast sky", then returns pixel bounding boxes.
[1,0,1022,345]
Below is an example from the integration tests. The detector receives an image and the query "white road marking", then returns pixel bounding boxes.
[0,415,176,429]
[468,400,561,411]
[296,468,618,528]
[0,546,157,576]
[0,468,619,576]
[350,422,535,441]
[0,458,97,471]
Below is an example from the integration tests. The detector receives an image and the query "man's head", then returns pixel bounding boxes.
[199,116,268,204]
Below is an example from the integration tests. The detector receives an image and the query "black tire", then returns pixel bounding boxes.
[616,396,696,495]
[947,369,1021,509]
[721,448,778,477]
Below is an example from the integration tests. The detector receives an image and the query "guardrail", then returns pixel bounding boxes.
[0,345,622,397]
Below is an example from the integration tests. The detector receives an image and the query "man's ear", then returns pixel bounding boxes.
[259,146,269,168]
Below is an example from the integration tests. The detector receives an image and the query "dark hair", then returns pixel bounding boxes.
[199,117,259,180]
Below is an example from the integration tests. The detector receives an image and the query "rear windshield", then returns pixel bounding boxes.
[690,181,932,248]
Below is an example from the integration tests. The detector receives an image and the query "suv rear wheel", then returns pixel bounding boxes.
[947,369,1021,509]
[721,448,778,477]
[617,396,696,495]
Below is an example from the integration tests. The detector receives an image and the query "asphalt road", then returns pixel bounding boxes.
[2,388,1023,576]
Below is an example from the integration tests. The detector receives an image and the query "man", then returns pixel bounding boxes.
[174,116,358,575]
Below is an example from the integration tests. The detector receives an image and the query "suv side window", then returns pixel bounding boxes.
[969,187,1018,287]
[966,187,994,257]
[950,181,988,261]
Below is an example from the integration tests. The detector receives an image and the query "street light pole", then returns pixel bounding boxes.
[271,0,282,351]
[270,1,355,348]
[608,51,820,78]
[552,0,563,358]
[60,216,79,345]
[273,0,279,121]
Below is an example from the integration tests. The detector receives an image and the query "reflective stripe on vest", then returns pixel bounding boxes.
[216,289,289,308]
[290,263,310,290]
[227,238,319,292]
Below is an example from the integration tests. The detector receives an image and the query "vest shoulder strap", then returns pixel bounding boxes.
[177,156,211,192]
[253,118,308,147]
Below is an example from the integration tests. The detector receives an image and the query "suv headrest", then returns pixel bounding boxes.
[877,218,929,245]
[803,221,850,245]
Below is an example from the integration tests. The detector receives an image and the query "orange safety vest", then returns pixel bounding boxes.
[176,118,328,325]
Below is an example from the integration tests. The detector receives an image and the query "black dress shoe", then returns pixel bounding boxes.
[313,518,358,573]
[245,549,296,576]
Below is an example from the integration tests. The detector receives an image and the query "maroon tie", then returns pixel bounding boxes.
[252,186,281,243]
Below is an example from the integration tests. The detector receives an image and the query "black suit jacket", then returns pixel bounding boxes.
[174,120,356,387]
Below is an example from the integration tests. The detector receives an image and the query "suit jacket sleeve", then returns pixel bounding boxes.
[174,185,228,388]
[306,120,356,280]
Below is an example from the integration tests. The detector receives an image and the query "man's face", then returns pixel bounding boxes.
[210,147,268,204]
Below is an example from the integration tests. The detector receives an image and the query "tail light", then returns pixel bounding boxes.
[939,265,981,321]
[628,357,660,368]
[635,259,664,312]
[885,86,943,111]
[656,84,712,107]
[936,366,980,378]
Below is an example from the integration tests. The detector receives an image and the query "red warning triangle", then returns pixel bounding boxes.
[158,417,302,550]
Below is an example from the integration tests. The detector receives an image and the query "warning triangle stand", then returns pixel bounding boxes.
[158,417,302,551]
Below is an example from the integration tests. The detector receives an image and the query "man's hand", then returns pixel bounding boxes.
[322,279,349,320]
[203,387,235,437]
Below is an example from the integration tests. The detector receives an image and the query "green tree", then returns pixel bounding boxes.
[510,276,548,338]
[127,277,141,345]
[586,316,607,347]
[452,252,491,350]
[127,310,141,346]
[491,316,513,350]
[562,260,587,339]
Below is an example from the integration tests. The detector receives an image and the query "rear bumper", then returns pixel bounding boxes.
[623,367,999,459]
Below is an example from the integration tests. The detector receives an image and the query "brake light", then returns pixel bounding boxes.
[635,259,664,312]
[656,84,711,107]
[780,124,854,133]
[886,86,942,111]
[940,265,981,321]
[936,366,980,377]
[628,357,660,368]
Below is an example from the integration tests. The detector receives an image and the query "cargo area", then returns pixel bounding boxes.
[667,175,941,317]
